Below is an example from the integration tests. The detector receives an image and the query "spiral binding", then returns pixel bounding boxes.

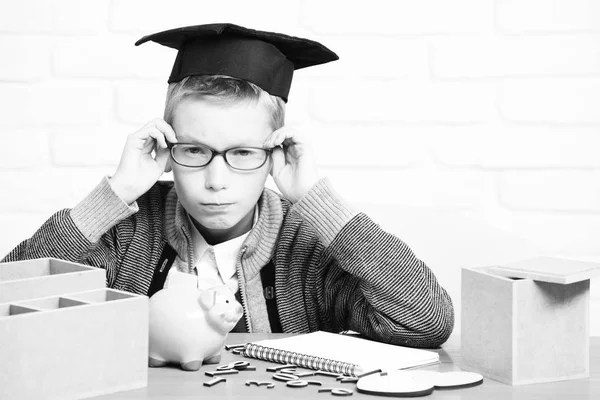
[243,343,358,376]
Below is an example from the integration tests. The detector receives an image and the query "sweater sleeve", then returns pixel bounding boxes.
[291,178,454,348]
[1,177,138,274]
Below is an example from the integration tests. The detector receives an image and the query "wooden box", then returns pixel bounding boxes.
[0,258,148,399]
[0,258,106,303]
[461,257,600,385]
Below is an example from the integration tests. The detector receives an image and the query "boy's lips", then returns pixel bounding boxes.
[201,203,233,211]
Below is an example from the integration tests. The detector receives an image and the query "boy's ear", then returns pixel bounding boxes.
[164,158,173,173]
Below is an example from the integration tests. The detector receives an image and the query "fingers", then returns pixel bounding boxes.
[263,126,306,149]
[147,119,175,172]
[152,118,178,144]
[147,129,168,149]
[128,118,177,152]
[270,146,285,177]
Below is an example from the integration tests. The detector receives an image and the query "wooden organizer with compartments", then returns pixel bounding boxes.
[0,258,148,400]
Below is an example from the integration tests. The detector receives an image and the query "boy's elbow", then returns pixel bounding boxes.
[413,285,456,348]
[390,299,455,348]
[359,289,455,348]
[418,306,455,348]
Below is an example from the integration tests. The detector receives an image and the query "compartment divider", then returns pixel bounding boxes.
[8,304,42,316]
[59,297,91,306]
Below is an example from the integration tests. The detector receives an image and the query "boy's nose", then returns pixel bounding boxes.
[204,155,229,190]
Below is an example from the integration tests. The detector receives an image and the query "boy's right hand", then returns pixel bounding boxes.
[109,119,177,205]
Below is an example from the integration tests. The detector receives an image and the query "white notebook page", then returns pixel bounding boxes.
[250,331,439,373]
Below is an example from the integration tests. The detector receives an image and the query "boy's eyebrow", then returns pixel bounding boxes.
[226,142,266,148]
[174,134,193,142]
[173,139,267,149]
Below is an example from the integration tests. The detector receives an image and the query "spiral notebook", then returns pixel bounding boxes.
[243,331,439,377]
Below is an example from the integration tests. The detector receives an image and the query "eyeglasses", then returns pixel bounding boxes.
[167,142,273,170]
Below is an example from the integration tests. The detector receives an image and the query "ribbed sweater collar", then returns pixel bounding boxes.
[163,187,284,279]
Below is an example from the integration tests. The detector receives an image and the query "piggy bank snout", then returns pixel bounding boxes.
[221,302,243,323]
[219,301,244,323]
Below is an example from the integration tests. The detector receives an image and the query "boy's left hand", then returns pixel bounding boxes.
[264,126,319,203]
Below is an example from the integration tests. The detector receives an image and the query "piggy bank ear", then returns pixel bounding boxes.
[198,289,216,310]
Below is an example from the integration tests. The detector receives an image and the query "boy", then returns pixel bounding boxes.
[2,23,453,347]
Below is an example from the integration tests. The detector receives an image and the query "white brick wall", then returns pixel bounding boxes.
[501,78,600,124]
[115,81,168,124]
[302,0,495,35]
[0,0,110,33]
[496,0,600,33]
[500,171,600,211]
[311,80,498,123]
[110,0,306,35]
[431,125,600,168]
[0,82,114,125]
[0,37,52,81]
[1,0,600,337]
[432,35,600,78]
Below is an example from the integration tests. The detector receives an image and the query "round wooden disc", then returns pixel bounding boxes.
[407,370,440,381]
[356,370,435,397]
[434,371,483,389]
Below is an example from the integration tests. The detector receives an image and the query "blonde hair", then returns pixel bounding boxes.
[164,75,285,130]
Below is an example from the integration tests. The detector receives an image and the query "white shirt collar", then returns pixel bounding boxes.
[187,206,259,282]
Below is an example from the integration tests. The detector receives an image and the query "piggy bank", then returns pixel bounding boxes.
[148,285,243,371]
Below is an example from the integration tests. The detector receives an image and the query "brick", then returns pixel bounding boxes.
[0,168,113,213]
[496,0,600,33]
[286,76,312,125]
[0,128,51,169]
[0,83,113,126]
[110,0,305,34]
[430,125,600,168]
[493,211,600,258]
[66,168,118,201]
[500,171,600,212]
[0,0,110,33]
[310,79,496,123]
[320,167,496,208]
[501,78,600,124]
[49,125,131,167]
[52,35,174,79]
[0,36,51,81]
[304,123,428,168]
[301,0,494,35]
[299,37,429,79]
[115,81,169,125]
[0,212,55,257]
[432,35,600,79]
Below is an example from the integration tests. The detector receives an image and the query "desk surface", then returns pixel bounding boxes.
[92,334,600,400]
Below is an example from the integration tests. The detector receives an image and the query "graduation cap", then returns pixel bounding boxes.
[135,23,338,102]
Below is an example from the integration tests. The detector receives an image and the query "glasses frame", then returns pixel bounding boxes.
[167,142,273,171]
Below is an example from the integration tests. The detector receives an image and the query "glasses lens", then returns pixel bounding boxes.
[226,148,268,170]
[171,144,212,166]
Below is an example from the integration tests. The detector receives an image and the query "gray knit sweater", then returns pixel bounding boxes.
[2,176,454,348]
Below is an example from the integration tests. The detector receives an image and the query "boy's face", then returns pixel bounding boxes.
[170,97,273,238]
